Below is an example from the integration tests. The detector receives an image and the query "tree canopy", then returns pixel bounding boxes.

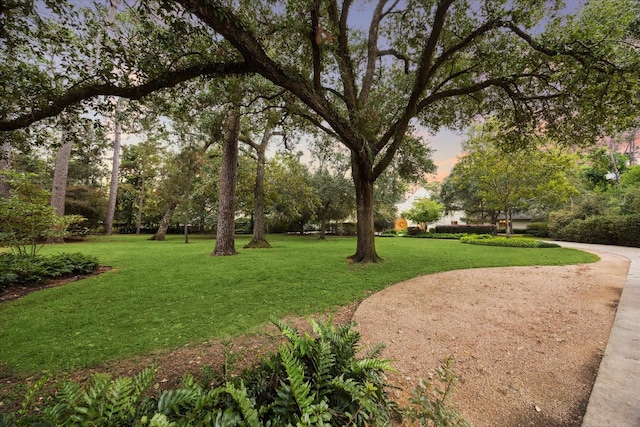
[443,120,579,234]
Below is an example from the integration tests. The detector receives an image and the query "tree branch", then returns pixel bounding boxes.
[0,61,253,131]
[377,49,410,74]
[359,0,395,104]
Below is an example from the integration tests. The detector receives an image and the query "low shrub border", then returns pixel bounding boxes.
[0,252,100,290]
[460,235,560,248]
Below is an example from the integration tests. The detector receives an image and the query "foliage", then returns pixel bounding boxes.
[582,146,629,190]
[401,357,471,427]
[460,235,560,248]
[64,185,107,230]
[555,214,640,247]
[526,222,550,238]
[406,233,468,240]
[0,172,85,256]
[266,154,320,233]
[402,198,444,231]
[0,252,100,289]
[311,168,354,237]
[434,225,497,235]
[6,320,397,426]
[442,120,579,232]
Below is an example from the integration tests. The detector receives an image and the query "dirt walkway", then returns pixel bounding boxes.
[353,251,629,426]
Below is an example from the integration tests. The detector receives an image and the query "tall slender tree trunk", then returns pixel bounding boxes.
[51,130,72,217]
[99,0,122,235]
[150,200,178,241]
[245,146,270,248]
[0,136,11,198]
[135,176,146,234]
[319,216,327,240]
[104,117,121,235]
[213,105,241,256]
[183,172,193,244]
[349,155,381,263]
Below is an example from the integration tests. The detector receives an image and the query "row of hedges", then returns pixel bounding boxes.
[434,224,497,235]
[554,214,640,247]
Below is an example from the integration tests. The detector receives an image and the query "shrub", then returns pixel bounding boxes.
[5,319,395,426]
[0,252,100,289]
[617,215,640,247]
[405,233,467,240]
[526,222,550,238]
[4,319,471,426]
[460,235,559,248]
[0,172,86,256]
[555,214,640,248]
[435,224,497,235]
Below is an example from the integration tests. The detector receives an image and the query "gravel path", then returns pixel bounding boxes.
[353,251,629,426]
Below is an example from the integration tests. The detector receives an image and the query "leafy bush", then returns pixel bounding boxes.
[4,319,394,426]
[0,172,86,256]
[435,224,497,235]
[379,229,398,237]
[555,214,640,247]
[4,319,471,426]
[0,252,100,289]
[405,233,468,240]
[460,235,559,248]
[526,222,550,238]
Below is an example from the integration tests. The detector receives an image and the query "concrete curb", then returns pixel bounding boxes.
[556,242,640,427]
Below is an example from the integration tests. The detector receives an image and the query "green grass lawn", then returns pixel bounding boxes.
[0,234,597,374]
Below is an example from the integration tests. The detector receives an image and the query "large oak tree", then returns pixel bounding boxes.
[1,0,638,262]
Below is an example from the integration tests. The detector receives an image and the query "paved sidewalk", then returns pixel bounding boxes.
[556,242,640,427]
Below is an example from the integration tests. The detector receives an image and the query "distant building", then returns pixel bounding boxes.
[394,187,466,231]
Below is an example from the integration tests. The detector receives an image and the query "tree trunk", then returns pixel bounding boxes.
[135,174,146,235]
[213,106,240,256]
[183,172,193,244]
[348,156,381,263]
[98,0,122,235]
[319,216,327,240]
[0,136,11,198]
[150,200,178,241]
[51,130,72,217]
[104,117,122,235]
[245,147,270,248]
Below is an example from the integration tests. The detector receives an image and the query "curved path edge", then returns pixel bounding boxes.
[556,242,640,427]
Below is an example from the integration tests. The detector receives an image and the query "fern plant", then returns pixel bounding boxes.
[4,319,403,426]
[35,366,156,426]
[259,317,394,426]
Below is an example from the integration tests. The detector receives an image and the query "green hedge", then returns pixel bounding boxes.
[434,224,497,235]
[526,222,550,238]
[460,235,560,248]
[555,214,640,247]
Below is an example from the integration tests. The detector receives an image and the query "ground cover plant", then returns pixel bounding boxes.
[0,234,595,375]
[2,319,471,426]
[460,235,560,248]
[0,252,99,290]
